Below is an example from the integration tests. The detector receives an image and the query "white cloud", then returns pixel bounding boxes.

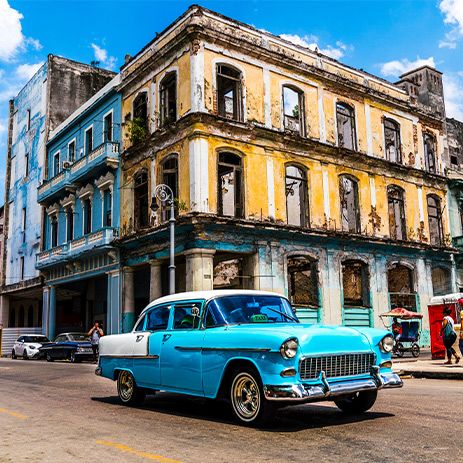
[91,43,117,70]
[443,73,463,120]
[439,0,463,48]
[379,57,436,78]
[279,33,352,60]
[15,62,43,80]
[0,0,24,61]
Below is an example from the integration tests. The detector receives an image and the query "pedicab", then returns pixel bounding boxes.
[380,308,423,358]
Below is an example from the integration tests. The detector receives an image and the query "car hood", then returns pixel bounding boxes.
[26,342,51,348]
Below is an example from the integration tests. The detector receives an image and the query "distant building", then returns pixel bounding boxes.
[0,56,114,346]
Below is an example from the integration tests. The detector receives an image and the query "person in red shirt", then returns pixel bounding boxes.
[392,317,403,342]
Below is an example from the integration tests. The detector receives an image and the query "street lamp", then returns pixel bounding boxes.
[151,184,176,294]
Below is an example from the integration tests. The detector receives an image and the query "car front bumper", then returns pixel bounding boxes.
[264,367,403,402]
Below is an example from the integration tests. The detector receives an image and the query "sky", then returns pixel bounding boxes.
[1,0,463,202]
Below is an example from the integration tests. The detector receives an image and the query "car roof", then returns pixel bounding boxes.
[143,289,285,312]
[18,334,48,339]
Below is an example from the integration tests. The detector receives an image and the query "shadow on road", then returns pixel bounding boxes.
[91,393,394,432]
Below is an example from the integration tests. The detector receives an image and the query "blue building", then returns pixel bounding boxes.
[36,75,122,338]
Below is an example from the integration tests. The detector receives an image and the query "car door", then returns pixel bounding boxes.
[132,305,171,389]
[16,337,24,356]
[160,301,205,395]
[52,335,66,359]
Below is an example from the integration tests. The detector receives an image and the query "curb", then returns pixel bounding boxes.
[396,369,463,380]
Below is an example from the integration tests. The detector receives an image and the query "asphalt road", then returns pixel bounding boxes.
[0,357,459,463]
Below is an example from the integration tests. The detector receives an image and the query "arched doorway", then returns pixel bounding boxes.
[387,264,417,311]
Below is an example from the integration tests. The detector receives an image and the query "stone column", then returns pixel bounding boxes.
[185,249,215,291]
[45,286,56,340]
[0,295,9,328]
[106,269,121,335]
[122,267,135,333]
[149,260,163,302]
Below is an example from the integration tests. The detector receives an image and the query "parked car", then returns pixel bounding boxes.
[12,335,51,360]
[96,290,402,425]
[39,333,93,363]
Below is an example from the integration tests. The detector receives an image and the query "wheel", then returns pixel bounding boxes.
[394,343,404,358]
[334,390,378,414]
[46,353,54,362]
[70,351,76,363]
[229,367,275,426]
[117,371,145,406]
[411,343,420,358]
[22,350,28,360]
[11,349,17,359]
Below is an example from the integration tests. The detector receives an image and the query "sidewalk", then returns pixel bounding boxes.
[393,358,463,380]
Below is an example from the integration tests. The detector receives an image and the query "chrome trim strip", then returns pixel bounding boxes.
[174,347,202,352]
[174,347,272,352]
[99,354,159,359]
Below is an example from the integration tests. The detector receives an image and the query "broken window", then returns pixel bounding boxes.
[427,195,444,246]
[431,267,452,296]
[133,92,148,129]
[213,258,243,289]
[218,152,243,218]
[103,189,112,227]
[342,260,369,307]
[424,133,437,173]
[384,118,401,163]
[161,155,179,221]
[388,186,406,240]
[388,264,416,311]
[85,127,93,156]
[283,86,305,135]
[339,175,360,233]
[217,64,242,121]
[68,140,75,163]
[53,152,60,177]
[134,171,149,229]
[287,256,319,307]
[160,73,177,126]
[336,102,356,150]
[66,207,74,242]
[50,215,58,248]
[286,165,309,227]
[104,112,113,142]
[83,198,92,235]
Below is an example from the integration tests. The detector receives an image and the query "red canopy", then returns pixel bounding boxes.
[380,307,423,319]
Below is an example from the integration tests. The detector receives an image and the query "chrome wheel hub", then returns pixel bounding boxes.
[119,371,134,401]
[232,373,260,420]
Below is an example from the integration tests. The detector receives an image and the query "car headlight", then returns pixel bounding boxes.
[29,345,36,350]
[380,335,394,353]
[77,347,84,352]
[280,338,298,359]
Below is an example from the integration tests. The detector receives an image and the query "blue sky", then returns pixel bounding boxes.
[1,0,463,201]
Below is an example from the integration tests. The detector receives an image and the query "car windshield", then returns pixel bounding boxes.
[206,295,299,327]
[68,333,90,342]
[24,336,50,343]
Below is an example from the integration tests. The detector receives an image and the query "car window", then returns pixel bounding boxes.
[173,304,201,330]
[146,306,170,331]
[17,337,24,342]
[134,315,146,332]
[55,336,65,342]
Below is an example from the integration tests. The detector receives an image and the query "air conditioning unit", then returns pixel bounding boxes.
[62,161,71,169]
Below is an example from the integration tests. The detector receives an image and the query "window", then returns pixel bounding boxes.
[20,257,25,281]
[133,92,148,128]
[146,305,170,331]
[25,152,29,177]
[68,140,75,163]
[83,198,92,235]
[103,112,113,142]
[173,304,201,329]
[53,152,60,177]
[340,176,360,233]
[427,195,444,246]
[431,267,451,296]
[285,165,309,227]
[159,74,177,126]
[217,64,242,121]
[387,186,406,240]
[388,264,417,311]
[218,152,243,218]
[283,86,305,135]
[336,102,356,150]
[287,256,319,308]
[384,118,401,163]
[424,133,437,173]
[103,189,112,227]
[342,260,369,307]
[85,127,93,156]
[133,315,146,332]
[26,109,31,131]
[50,215,58,247]
[66,207,74,242]
[21,207,26,243]
[161,155,178,221]
[134,171,149,229]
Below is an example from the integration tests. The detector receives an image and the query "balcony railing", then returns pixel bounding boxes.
[36,227,118,268]
[38,142,119,203]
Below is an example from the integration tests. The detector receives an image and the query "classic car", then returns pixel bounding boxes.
[12,335,52,360]
[96,290,402,425]
[39,333,93,363]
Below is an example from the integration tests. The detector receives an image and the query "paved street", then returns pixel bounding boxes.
[0,358,459,463]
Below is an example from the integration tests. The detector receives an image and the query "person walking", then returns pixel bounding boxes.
[460,308,463,361]
[87,321,104,363]
[440,307,460,365]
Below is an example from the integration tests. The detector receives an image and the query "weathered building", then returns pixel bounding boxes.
[116,5,453,342]
[1,56,114,350]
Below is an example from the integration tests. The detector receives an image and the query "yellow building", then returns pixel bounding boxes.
[117,6,454,342]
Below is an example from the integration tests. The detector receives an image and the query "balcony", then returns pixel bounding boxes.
[38,142,119,203]
[36,227,118,269]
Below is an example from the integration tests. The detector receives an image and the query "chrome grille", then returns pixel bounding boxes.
[299,353,375,380]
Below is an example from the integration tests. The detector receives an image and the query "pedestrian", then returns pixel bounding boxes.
[392,317,403,342]
[87,321,104,363]
[440,307,460,365]
[460,309,463,360]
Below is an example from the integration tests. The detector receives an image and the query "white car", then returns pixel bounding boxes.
[12,335,51,360]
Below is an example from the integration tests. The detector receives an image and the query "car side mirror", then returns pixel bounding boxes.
[191,306,200,317]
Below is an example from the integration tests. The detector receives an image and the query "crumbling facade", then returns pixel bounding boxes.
[116,6,454,342]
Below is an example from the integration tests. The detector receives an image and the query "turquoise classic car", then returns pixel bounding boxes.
[96,290,402,425]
